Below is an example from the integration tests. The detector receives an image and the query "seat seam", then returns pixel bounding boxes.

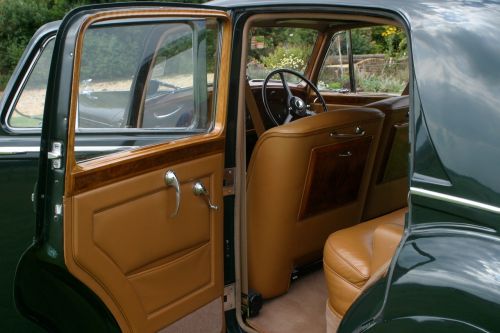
[324,259,365,289]
[327,300,344,319]
[325,241,370,280]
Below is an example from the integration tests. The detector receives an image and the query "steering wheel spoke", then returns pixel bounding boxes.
[278,72,293,105]
[262,68,328,126]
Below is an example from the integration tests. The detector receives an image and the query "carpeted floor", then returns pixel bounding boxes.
[247,269,327,333]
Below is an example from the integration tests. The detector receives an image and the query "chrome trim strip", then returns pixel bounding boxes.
[0,147,39,154]
[0,146,137,154]
[78,146,137,152]
[410,187,500,214]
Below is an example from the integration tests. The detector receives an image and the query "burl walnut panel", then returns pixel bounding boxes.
[299,137,372,220]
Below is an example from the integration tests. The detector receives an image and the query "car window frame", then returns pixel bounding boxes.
[4,36,56,133]
[76,18,221,136]
[318,25,407,96]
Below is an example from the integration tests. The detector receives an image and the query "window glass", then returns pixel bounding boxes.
[353,26,408,94]
[247,27,318,84]
[318,25,408,95]
[7,38,54,128]
[78,24,145,129]
[78,20,218,133]
[75,19,219,161]
[317,31,350,92]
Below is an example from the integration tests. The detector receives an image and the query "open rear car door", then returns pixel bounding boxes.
[14,4,231,332]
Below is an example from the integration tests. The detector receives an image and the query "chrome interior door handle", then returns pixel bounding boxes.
[165,170,181,218]
[193,181,219,211]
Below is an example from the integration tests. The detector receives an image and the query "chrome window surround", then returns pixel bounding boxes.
[5,36,56,133]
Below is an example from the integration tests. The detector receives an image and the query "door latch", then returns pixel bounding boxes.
[47,142,62,169]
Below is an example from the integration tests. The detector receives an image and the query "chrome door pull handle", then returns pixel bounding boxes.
[193,181,219,211]
[330,126,365,138]
[165,170,181,218]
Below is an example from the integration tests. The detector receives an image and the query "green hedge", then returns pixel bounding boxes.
[0,0,206,90]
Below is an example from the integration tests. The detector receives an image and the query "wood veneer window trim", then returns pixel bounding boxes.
[72,137,224,194]
[64,9,232,196]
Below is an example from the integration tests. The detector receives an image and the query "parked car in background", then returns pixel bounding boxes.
[0,1,499,332]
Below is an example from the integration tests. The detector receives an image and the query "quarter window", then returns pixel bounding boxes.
[7,38,54,129]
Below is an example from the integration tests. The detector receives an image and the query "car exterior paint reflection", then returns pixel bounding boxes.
[388,233,500,331]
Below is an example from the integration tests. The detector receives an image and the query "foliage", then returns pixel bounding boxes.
[0,0,207,90]
[247,27,317,82]
[0,0,69,87]
[80,25,150,82]
[248,27,317,65]
[261,46,307,72]
[350,25,407,57]
[356,71,407,94]
[350,29,373,54]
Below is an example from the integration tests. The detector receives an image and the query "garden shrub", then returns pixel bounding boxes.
[0,0,207,90]
[261,46,309,72]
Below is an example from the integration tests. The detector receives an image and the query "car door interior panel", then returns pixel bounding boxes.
[64,153,224,332]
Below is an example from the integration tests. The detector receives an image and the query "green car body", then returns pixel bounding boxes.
[0,1,499,332]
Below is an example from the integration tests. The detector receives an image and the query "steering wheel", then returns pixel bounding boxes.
[262,68,328,126]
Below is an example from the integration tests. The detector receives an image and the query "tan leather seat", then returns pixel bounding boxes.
[323,208,406,331]
[362,96,409,220]
[247,108,385,299]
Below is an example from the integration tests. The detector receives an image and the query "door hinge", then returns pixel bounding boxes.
[223,167,235,196]
[47,141,63,169]
[223,284,235,311]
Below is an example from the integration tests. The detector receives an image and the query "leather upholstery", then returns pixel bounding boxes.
[362,96,409,220]
[323,208,406,319]
[247,108,385,298]
[64,153,224,332]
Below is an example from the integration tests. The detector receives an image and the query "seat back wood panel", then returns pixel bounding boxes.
[299,137,372,220]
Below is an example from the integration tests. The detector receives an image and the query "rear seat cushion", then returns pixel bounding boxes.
[323,208,406,316]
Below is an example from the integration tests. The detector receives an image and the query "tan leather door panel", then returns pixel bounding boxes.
[64,153,224,332]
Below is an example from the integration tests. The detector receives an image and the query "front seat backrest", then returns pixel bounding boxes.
[247,108,385,299]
